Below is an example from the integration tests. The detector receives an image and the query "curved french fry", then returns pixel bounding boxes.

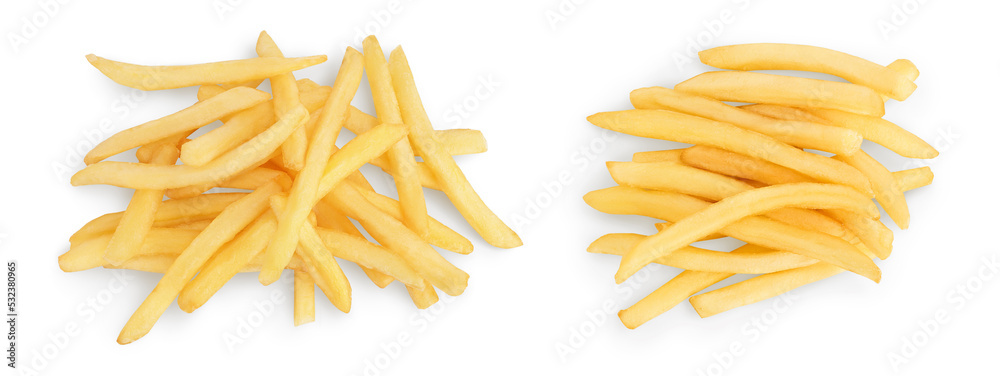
[835,150,909,229]
[86,54,327,91]
[675,71,885,116]
[698,43,916,100]
[588,233,817,274]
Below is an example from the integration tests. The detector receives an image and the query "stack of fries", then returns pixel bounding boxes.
[60,32,521,344]
[585,44,937,329]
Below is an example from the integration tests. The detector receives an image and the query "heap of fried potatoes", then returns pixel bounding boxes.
[61,32,521,344]
[585,43,937,328]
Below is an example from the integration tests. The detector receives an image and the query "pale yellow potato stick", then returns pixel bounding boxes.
[293,271,316,326]
[588,110,872,194]
[631,149,685,163]
[108,255,306,275]
[260,48,365,286]
[835,150,910,229]
[86,54,327,91]
[802,107,939,159]
[615,183,879,283]
[269,195,352,312]
[388,46,522,248]
[674,71,885,116]
[70,193,246,243]
[315,124,410,197]
[313,228,426,289]
[680,145,813,185]
[181,83,331,167]
[118,181,281,344]
[256,31,308,171]
[104,145,180,265]
[84,87,269,164]
[894,167,933,191]
[216,167,288,191]
[177,212,276,313]
[698,43,917,101]
[72,105,309,189]
[588,233,817,274]
[60,228,199,272]
[689,262,844,318]
[584,187,879,282]
[607,161,854,240]
[617,245,767,329]
[323,183,468,296]
[630,87,862,155]
[350,181,473,254]
[739,103,832,124]
[406,283,439,309]
[312,201,396,288]
[196,84,228,102]
[363,35,429,236]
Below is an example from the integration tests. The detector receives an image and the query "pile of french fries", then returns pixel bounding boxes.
[585,43,937,329]
[60,32,521,344]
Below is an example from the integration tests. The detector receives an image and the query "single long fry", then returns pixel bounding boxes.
[587,110,872,194]
[72,105,309,189]
[698,43,917,100]
[103,145,179,266]
[118,182,281,344]
[293,271,316,326]
[261,48,365,286]
[363,35,429,236]
[257,31,308,171]
[588,233,817,273]
[584,187,879,283]
[85,87,269,164]
[86,54,327,91]
[689,262,844,318]
[675,71,885,116]
[616,183,879,283]
[835,150,909,229]
[388,46,522,248]
[630,87,862,154]
[177,212,277,313]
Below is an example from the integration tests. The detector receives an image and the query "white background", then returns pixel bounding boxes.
[1,0,997,375]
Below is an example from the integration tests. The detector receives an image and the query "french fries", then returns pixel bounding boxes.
[586,44,937,328]
[62,33,520,344]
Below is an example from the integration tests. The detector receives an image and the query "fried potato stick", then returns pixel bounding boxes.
[86,54,326,91]
[256,31,308,171]
[698,43,917,100]
[104,145,180,265]
[388,46,522,248]
[675,71,885,116]
[588,233,817,273]
[260,47,365,285]
[85,87,269,164]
